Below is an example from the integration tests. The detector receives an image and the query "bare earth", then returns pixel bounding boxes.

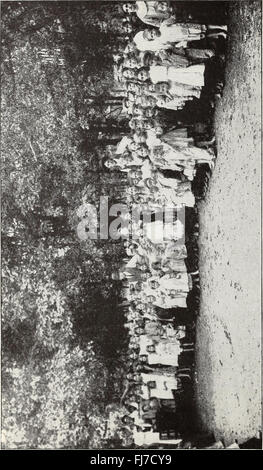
[195,1,261,445]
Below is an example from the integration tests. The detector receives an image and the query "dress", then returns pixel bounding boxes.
[133,429,182,447]
[144,219,184,244]
[149,64,205,88]
[159,22,205,44]
[134,31,172,52]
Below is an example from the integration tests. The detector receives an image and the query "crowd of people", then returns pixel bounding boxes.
[106,2,228,448]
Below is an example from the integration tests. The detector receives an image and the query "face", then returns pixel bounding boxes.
[125,58,137,68]
[123,3,135,14]
[149,280,158,289]
[123,23,133,34]
[127,82,139,93]
[147,295,155,302]
[147,345,155,353]
[157,2,169,12]
[125,41,136,53]
[133,106,143,116]
[133,177,141,185]
[129,352,137,360]
[129,394,138,402]
[145,29,158,41]
[129,120,137,130]
[105,159,115,169]
[135,327,144,335]
[136,134,147,144]
[139,355,148,363]
[140,96,149,107]
[129,142,138,152]
[127,91,136,102]
[123,69,135,79]
[137,146,148,158]
[137,70,149,82]
[155,126,163,136]
[145,108,155,118]
[123,415,133,425]
[148,96,156,107]
[143,121,152,130]
[157,82,169,94]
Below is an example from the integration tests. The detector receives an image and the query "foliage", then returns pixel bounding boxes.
[1,1,129,449]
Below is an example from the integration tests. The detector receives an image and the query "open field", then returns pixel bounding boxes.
[195,0,261,445]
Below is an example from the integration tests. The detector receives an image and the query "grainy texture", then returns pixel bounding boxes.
[195,0,261,445]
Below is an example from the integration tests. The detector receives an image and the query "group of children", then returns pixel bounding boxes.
[107,1,227,448]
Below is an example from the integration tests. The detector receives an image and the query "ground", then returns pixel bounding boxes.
[195,0,261,445]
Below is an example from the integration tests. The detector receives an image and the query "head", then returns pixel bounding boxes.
[157,95,170,108]
[137,144,149,158]
[143,28,161,41]
[127,81,140,93]
[134,326,144,336]
[128,393,140,403]
[147,380,156,389]
[133,131,147,144]
[145,107,156,119]
[125,41,137,54]
[121,415,134,426]
[140,272,152,281]
[141,119,153,130]
[127,91,136,102]
[122,22,133,35]
[129,141,139,153]
[104,159,116,170]
[155,82,170,94]
[136,318,144,328]
[151,261,161,271]
[147,295,156,303]
[137,68,150,82]
[126,372,134,381]
[154,125,163,136]
[139,354,148,364]
[156,1,170,13]
[129,351,138,361]
[142,404,150,412]
[122,3,137,14]
[138,262,148,272]
[149,279,159,289]
[132,104,144,116]
[146,344,156,354]
[129,118,138,130]
[124,57,138,69]
[122,68,136,80]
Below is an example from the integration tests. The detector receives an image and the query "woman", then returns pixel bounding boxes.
[133,428,182,448]
[146,129,215,174]
[137,63,205,89]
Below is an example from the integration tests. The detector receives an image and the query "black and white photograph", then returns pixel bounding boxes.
[1,0,262,450]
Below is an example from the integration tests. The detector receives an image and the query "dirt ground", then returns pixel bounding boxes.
[195,1,261,445]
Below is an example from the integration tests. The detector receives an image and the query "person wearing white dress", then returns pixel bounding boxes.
[133,428,182,447]
[134,30,172,52]
[146,291,187,309]
[148,272,191,294]
[149,63,205,88]
[146,344,181,368]
[144,218,184,244]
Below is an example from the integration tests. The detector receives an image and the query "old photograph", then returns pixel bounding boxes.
[1,0,262,450]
